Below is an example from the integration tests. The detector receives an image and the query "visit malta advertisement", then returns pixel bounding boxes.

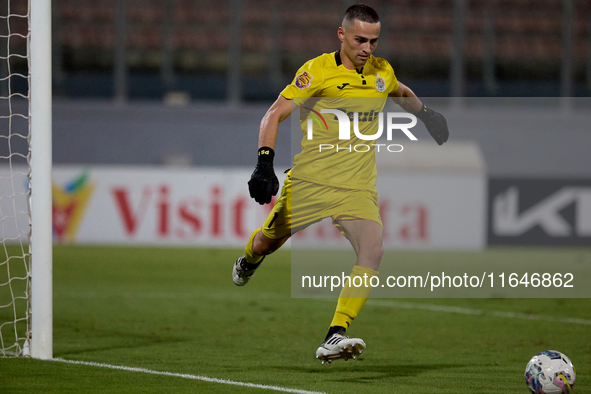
[0,165,485,249]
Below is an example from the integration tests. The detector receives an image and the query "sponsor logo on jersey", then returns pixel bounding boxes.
[332,109,379,122]
[375,74,386,92]
[295,71,314,89]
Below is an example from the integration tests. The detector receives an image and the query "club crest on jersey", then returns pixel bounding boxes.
[295,71,314,89]
[375,74,386,92]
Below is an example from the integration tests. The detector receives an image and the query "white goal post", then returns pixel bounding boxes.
[29,0,53,360]
[0,0,52,359]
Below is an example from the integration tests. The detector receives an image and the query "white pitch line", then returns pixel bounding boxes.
[364,299,591,326]
[51,358,327,394]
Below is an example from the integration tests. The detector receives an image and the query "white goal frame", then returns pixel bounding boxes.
[29,0,52,360]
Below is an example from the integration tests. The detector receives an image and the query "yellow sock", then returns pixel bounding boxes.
[329,265,378,329]
[244,228,265,265]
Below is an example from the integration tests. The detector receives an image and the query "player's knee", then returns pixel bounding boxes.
[252,237,270,255]
[361,243,383,263]
[374,244,384,262]
[253,241,273,256]
[252,232,287,255]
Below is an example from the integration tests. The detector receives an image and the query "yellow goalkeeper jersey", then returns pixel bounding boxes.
[280,51,400,192]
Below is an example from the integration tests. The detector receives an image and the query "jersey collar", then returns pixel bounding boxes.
[334,50,364,74]
[335,50,342,67]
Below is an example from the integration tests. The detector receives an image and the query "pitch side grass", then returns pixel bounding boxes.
[1,246,590,393]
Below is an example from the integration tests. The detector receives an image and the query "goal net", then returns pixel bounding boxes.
[1,0,52,359]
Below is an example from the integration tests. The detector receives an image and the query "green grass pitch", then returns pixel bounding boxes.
[1,246,590,393]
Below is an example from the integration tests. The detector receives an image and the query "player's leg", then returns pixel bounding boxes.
[233,230,290,286]
[316,219,383,363]
[233,174,293,286]
[250,226,291,259]
[330,218,382,324]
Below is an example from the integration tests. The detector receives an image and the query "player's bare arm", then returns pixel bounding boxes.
[390,82,450,145]
[258,94,294,149]
[388,82,423,114]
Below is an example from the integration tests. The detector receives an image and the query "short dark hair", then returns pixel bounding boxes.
[343,4,380,24]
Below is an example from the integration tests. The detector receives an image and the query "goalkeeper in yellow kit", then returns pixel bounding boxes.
[232,3,449,364]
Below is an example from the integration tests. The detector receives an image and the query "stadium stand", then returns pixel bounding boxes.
[4,0,590,97]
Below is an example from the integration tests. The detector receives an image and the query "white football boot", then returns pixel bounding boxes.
[232,255,261,286]
[315,333,366,364]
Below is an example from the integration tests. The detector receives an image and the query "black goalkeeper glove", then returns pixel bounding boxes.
[415,104,449,146]
[248,147,279,205]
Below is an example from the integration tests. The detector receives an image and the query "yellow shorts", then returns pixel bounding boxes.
[261,172,382,240]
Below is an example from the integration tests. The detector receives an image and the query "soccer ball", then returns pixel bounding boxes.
[525,350,576,393]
